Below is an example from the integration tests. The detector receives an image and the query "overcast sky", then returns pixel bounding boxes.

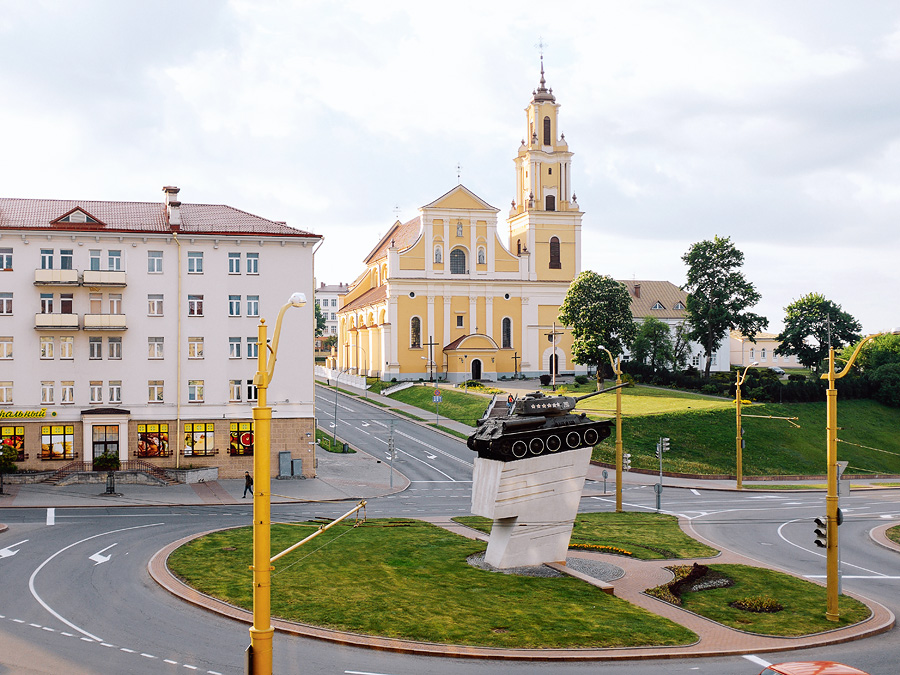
[3,1,899,335]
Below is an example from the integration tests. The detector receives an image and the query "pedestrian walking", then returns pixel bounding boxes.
[243,471,253,498]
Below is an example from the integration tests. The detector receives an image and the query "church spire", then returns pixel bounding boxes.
[532,54,556,103]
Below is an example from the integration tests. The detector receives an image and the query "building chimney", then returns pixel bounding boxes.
[320,281,325,288]
[163,186,181,230]
[634,283,641,299]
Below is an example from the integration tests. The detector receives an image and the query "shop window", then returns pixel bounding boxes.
[184,422,215,456]
[1,425,25,461]
[230,422,254,456]
[41,424,75,460]
[137,423,170,457]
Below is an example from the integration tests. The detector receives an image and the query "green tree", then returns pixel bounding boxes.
[776,292,862,374]
[682,236,768,378]
[558,272,636,389]
[631,317,674,372]
[315,302,327,337]
[0,441,17,475]
[849,333,900,371]
[671,321,691,372]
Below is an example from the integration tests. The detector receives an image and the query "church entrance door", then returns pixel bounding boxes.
[471,359,482,380]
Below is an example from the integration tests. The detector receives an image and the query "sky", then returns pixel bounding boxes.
[3,0,900,335]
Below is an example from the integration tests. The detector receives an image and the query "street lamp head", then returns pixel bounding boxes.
[289,292,307,307]
[750,361,759,366]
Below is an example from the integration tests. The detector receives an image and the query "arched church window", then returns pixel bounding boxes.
[543,116,551,145]
[450,248,466,275]
[502,317,512,349]
[549,236,561,269]
[410,316,421,348]
[517,239,521,255]
[545,195,556,211]
[434,245,442,264]
[477,246,486,265]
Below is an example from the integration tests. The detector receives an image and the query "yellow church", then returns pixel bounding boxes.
[336,63,587,383]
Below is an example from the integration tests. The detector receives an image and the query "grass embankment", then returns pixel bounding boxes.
[652,564,870,636]
[455,512,718,560]
[388,384,490,427]
[167,520,696,648]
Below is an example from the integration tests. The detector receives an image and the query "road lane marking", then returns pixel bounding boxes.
[0,539,29,558]
[691,489,701,495]
[744,655,771,667]
[46,508,55,526]
[89,543,117,565]
[28,522,162,642]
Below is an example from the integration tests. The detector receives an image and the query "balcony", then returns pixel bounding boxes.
[83,313,127,330]
[34,313,79,330]
[34,269,79,285]
[82,270,127,287]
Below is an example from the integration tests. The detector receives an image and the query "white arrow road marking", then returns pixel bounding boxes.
[425,453,437,460]
[29,522,162,642]
[0,540,29,558]
[89,543,117,565]
[362,422,370,427]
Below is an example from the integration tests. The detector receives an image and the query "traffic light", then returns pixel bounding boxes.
[655,444,661,459]
[661,437,670,453]
[814,516,828,548]
[622,452,632,471]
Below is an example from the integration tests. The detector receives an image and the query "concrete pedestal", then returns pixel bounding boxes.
[471,447,592,569]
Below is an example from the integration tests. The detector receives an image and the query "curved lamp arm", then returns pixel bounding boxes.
[266,292,307,384]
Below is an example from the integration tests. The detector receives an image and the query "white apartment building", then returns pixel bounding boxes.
[315,281,349,337]
[0,186,321,479]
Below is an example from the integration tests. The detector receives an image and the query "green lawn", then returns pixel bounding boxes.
[388,385,491,426]
[167,520,697,648]
[888,524,900,546]
[455,512,718,560]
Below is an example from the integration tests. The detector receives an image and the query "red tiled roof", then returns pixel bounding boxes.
[364,216,422,264]
[0,197,320,239]
[619,280,688,320]
[339,285,387,314]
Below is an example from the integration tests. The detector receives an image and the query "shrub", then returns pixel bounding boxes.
[729,595,783,613]
[700,384,719,395]
[574,374,589,385]
[92,452,120,471]
[539,374,552,386]
[787,373,807,382]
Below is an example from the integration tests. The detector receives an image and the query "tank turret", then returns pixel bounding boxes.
[467,386,623,462]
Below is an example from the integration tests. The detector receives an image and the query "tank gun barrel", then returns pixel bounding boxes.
[574,381,630,403]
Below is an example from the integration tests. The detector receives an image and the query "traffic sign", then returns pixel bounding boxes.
[433,395,442,403]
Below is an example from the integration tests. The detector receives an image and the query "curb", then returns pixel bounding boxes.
[869,521,900,554]
[148,529,895,661]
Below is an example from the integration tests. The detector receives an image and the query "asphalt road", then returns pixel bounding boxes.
[0,388,897,674]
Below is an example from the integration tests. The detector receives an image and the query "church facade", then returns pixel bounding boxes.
[336,65,588,383]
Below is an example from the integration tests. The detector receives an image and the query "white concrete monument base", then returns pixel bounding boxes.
[471,447,592,569]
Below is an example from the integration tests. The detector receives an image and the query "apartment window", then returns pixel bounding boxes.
[0,381,12,404]
[60,336,73,359]
[187,251,203,274]
[229,379,242,402]
[61,382,74,404]
[247,295,259,317]
[330,326,336,334]
[148,251,163,273]
[90,293,102,314]
[188,295,203,316]
[40,336,54,359]
[330,313,336,321]
[148,294,164,316]
[188,379,204,402]
[229,337,241,359]
[148,380,164,403]
[760,349,767,361]
[0,426,24,461]
[410,317,421,348]
[109,381,122,404]
[229,295,241,317]
[188,336,204,359]
[230,422,254,455]
[40,293,53,314]
[41,424,75,460]
[228,252,241,274]
[0,337,12,359]
[41,248,54,270]
[60,250,73,270]
[246,252,259,274]
[184,422,215,456]
[549,236,561,269]
[89,337,102,360]
[246,380,258,402]
[148,337,164,359]
[137,423,170,457]
[109,294,122,314]
[502,317,512,349]
[108,250,122,271]
[89,250,101,271]
[0,293,11,314]
[330,298,337,307]
[41,382,54,405]
[108,337,122,360]
[89,381,103,404]
[246,337,258,359]
[60,293,73,314]
[0,248,11,269]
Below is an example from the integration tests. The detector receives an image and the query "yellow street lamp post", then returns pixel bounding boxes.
[820,330,898,621]
[598,346,624,513]
[249,292,306,674]
[734,361,758,490]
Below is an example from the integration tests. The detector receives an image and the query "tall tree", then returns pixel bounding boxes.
[631,317,674,372]
[682,236,768,378]
[314,302,327,337]
[776,292,862,374]
[558,272,636,389]
[671,321,691,372]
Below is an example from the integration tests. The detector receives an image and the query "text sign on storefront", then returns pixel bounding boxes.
[0,409,56,419]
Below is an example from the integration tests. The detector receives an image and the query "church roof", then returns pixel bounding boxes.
[339,284,387,314]
[363,216,422,264]
[619,280,688,319]
[421,184,498,212]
